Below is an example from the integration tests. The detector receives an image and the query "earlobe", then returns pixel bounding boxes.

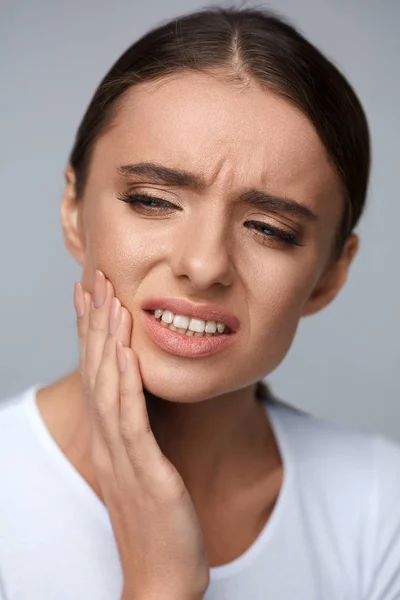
[60,165,86,265]
[301,233,360,318]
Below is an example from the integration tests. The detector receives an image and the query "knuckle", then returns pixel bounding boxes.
[119,423,137,442]
[82,376,93,400]
[119,424,149,451]
[76,318,86,338]
[91,399,112,420]
[162,473,187,502]
[89,308,107,332]
[90,402,113,430]
[101,335,116,359]
[120,426,154,472]
[85,369,97,393]
[119,381,130,397]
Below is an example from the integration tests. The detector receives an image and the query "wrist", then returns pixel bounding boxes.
[121,591,204,600]
[122,596,204,600]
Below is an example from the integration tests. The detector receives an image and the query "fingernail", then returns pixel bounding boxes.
[74,282,85,318]
[109,297,121,336]
[116,340,127,372]
[92,270,106,308]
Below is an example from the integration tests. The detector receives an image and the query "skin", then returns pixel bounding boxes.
[73,278,210,598]
[37,70,359,567]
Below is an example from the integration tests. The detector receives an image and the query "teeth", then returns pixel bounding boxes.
[188,318,205,333]
[153,309,228,335]
[173,314,190,329]
[205,321,217,334]
[161,310,174,324]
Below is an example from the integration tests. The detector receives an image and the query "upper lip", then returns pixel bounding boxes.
[141,297,240,333]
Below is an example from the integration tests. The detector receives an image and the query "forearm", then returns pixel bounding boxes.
[121,593,205,600]
[121,584,206,600]
[120,569,208,599]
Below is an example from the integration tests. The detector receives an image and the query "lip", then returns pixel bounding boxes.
[141,310,237,358]
[140,296,240,332]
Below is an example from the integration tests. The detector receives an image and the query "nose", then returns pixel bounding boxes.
[169,215,235,291]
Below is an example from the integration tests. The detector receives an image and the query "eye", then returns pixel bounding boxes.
[117,192,178,213]
[117,193,304,248]
[244,220,304,247]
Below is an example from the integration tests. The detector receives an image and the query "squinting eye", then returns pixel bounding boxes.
[117,192,177,212]
[117,192,304,248]
[245,220,304,247]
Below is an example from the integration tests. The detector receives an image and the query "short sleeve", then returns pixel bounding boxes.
[362,434,400,600]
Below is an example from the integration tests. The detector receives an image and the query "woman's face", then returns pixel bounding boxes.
[63,71,357,402]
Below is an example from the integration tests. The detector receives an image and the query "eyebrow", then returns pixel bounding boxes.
[118,162,319,223]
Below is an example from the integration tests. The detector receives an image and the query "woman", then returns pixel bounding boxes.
[1,5,399,600]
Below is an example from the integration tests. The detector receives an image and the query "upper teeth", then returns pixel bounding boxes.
[154,309,227,333]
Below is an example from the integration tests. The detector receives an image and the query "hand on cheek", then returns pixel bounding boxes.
[72,270,210,600]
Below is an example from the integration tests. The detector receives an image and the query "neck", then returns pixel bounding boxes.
[144,384,273,496]
[37,369,276,503]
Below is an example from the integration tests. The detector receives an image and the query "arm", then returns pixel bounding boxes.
[121,595,204,600]
[121,590,205,600]
[74,276,209,600]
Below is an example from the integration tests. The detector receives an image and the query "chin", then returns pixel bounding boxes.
[140,367,214,403]
[137,358,236,404]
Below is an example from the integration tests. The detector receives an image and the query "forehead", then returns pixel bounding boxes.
[94,71,341,216]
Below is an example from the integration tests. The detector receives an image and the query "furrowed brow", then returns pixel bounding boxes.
[118,162,318,222]
[118,162,205,189]
[242,190,318,223]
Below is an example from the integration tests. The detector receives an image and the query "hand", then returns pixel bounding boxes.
[73,270,210,599]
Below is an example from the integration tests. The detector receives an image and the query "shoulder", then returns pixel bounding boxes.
[0,386,31,442]
[0,385,38,448]
[266,393,400,524]
[266,394,399,469]
[267,395,400,598]
[0,385,43,497]
[268,395,400,491]
[361,433,400,598]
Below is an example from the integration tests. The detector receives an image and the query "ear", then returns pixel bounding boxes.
[60,165,86,266]
[301,233,359,317]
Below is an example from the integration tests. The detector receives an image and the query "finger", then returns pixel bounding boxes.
[85,270,115,392]
[114,305,132,349]
[92,330,123,455]
[116,343,163,470]
[80,292,92,377]
[73,282,91,378]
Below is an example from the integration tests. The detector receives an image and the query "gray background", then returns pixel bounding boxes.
[1,0,399,440]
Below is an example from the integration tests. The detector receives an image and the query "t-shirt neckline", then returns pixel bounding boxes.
[24,382,293,580]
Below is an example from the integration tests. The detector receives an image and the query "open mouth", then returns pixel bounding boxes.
[145,309,233,337]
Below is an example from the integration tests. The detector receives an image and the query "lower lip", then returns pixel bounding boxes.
[141,311,237,358]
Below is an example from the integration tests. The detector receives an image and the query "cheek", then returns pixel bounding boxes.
[79,202,134,290]
[251,246,318,313]
[248,253,318,351]
[80,204,166,302]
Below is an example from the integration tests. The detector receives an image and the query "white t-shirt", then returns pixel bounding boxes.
[0,384,400,600]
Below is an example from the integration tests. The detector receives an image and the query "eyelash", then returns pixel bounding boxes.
[117,192,304,248]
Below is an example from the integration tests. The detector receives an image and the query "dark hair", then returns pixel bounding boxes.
[69,4,371,402]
